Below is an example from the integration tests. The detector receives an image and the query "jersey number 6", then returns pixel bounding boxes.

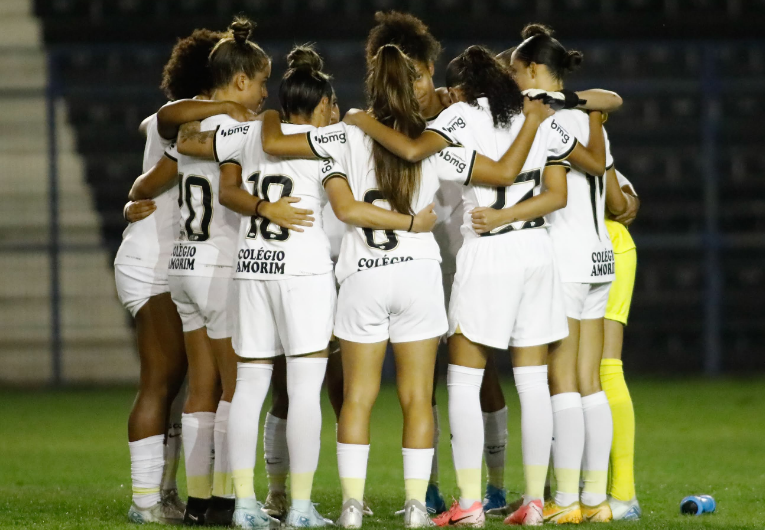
[362,189,399,251]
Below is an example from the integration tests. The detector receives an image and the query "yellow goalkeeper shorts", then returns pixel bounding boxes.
[605,220,637,326]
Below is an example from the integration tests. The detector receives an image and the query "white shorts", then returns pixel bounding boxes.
[448,231,569,349]
[334,259,447,344]
[561,281,612,320]
[168,274,232,339]
[114,264,170,317]
[233,273,336,358]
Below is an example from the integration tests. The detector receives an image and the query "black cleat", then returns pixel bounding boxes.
[204,496,235,526]
[184,497,210,526]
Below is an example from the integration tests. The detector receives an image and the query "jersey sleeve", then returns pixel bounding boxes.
[424,105,466,146]
[604,126,614,170]
[616,170,637,196]
[432,147,477,186]
[214,121,253,166]
[307,122,349,161]
[319,157,348,188]
[164,142,179,162]
[544,117,578,166]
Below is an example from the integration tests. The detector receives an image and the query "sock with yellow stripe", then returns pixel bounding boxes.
[286,357,328,506]
[447,364,484,509]
[403,447,434,504]
[337,443,369,503]
[513,365,553,503]
[581,391,613,506]
[182,412,215,500]
[228,363,274,500]
[129,434,164,509]
[551,392,584,507]
[600,359,636,501]
[212,400,234,499]
[264,413,289,494]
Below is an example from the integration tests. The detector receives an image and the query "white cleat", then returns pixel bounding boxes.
[284,504,333,528]
[403,499,434,528]
[336,499,364,529]
[232,499,281,529]
[608,496,641,521]
[127,499,184,525]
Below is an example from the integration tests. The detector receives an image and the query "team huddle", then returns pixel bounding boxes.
[115,10,640,529]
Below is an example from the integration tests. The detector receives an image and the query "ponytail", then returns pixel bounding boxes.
[445,45,523,128]
[208,16,270,89]
[515,23,583,81]
[279,44,333,120]
[366,44,424,215]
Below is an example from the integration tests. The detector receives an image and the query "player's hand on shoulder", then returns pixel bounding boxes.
[435,87,452,109]
[471,206,505,234]
[412,202,438,233]
[225,101,258,123]
[522,92,555,123]
[342,108,364,126]
[123,200,156,223]
[260,197,315,232]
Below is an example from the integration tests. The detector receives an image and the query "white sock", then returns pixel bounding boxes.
[181,412,215,499]
[581,391,613,506]
[430,405,440,484]
[213,401,234,498]
[286,357,328,504]
[403,447,435,504]
[483,406,508,490]
[337,442,370,503]
[264,413,289,494]
[513,365,553,503]
[447,364,484,510]
[228,363,273,500]
[162,384,185,493]
[551,392,584,507]
[129,434,165,509]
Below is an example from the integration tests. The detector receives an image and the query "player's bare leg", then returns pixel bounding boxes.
[326,339,344,420]
[182,327,222,525]
[127,292,187,525]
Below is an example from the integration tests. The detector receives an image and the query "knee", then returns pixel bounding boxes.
[399,389,432,415]
[343,386,378,414]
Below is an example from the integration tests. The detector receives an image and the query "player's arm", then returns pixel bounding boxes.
[176,121,215,159]
[156,99,256,140]
[324,176,436,233]
[605,166,629,216]
[566,111,606,177]
[128,155,178,201]
[468,99,553,187]
[218,163,315,232]
[574,89,623,113]
[260,110,317,158]
[471,165,567,234]
[612,173,640,226]
[123,200,156,222]
[343,109,448,162]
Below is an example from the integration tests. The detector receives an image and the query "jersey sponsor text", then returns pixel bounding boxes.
[236,248,286,275]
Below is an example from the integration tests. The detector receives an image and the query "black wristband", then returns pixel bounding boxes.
[255,199,265,217]
[560,89,585,109]
[407,215,415,232]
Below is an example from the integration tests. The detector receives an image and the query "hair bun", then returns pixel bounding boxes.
[229,17,254,45]
[564,49,584,72]
[287,44,323,72]
[521,23,554,40]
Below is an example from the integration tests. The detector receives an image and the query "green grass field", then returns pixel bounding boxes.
[1,378,764,529]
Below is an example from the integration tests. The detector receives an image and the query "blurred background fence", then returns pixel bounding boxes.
[1,0,764,385]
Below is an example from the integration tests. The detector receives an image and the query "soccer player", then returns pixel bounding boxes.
[116,27,255,525]
[602,170,641,520]
[344,45,607,527]
[501,24,620,523]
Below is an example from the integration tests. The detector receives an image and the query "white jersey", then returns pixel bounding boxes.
[307,123,476,284]
[166,114,240,277]
[546,109,615,283]
[616,170,636,195]
[426,98,576,241]
[214,121,335,280]
[114,110,179,273]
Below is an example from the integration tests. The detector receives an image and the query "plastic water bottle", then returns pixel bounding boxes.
[680,495,716,515]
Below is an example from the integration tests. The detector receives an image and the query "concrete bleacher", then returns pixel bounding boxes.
[0,0,138,384]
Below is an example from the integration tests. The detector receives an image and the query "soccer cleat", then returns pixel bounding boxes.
[404,499,435,528]
[162,489,186,517]
[127,499,184,525]
[284,504,332,528]
[482,484,507,514]
[542,500,582,524]
[426,484,447,515]
[263,491,289,520]
[183,497,210,526]
[581,500,613,523]
[503,499,543,526]
[608,496,641,521]
[336,499,364,529]
[205,496,236,526]
[232,498,281,529]
[432,500,485,527]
